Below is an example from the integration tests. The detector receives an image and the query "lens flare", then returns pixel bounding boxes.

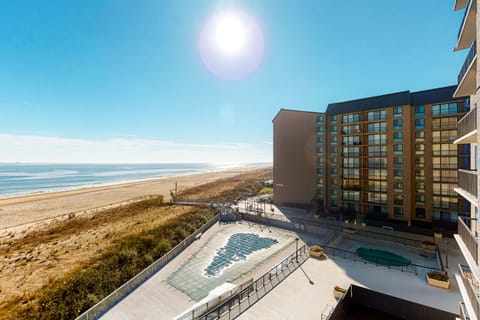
[199,9,265,80]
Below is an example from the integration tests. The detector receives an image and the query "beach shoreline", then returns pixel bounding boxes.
[0,165,270,231]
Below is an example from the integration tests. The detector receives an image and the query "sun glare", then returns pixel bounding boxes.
[214,14,247,55]
[199,9,265,80]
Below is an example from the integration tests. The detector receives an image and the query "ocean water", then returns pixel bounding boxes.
[0,163,266,198]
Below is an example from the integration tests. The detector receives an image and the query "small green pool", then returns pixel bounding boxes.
[356,247,411,266]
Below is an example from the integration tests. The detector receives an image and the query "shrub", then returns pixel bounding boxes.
[427,271,449,281]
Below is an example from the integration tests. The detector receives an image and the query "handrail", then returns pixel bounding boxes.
[458,40,477,83]
[458,0,473,40]
[457,217,479,265]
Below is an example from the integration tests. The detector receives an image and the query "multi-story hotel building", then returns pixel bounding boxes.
[451,0,480,319]
[273,86,469,231]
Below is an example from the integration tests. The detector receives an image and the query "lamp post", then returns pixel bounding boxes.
[295,237,299,263]
[445,239,449,270]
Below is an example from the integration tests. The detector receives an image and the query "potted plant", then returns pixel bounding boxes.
[426,271,450,289]
[421,241,437,250]
[309,245,324,258]
[333,285,346,299]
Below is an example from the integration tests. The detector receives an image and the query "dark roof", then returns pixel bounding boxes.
[410,85,458,105]
[272,108,322,123]
[325,85,463,115]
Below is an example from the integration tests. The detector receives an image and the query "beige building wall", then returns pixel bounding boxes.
[272,109,319,206]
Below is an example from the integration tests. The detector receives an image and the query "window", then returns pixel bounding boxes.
[368,146,387,156]
[415,144,425,155]
[416,195,425,205]
[343,169,360,179]
[415,118,425,129]
[367,134,386,145]
[393,132,403,142]
[394,194,403,206]
[432,117,457,129]
[368,180,387,192]
[367,192,387,204]
[331,136,337,144]
[342,135,360,145]
[394,181,403,192]
[343,191,360,201]
[368,169,387,180]
[393,144,403,155]
[317,126,324,133]
[416,182,425,192]
[393,119,402,130]
[331,146,338,154]
[367,110,387,121]
[317,168,324,176]
[330,115,337,123]
[317,115,324,123]
[342,146,359,157]
[394,207,403,217]
[415,169,425,178]
[393,106,402,117]
[415,157,425,168]
[317,145,324,153]
[415,131,425,142]
[342,124,360,134]
[343,158,360,168]
[368,157,387,168]
[432,102,459,116]
[415,208,426,219]
[415,105,425,116]
[394,157,403,167]
[367,122,387,133]
[331,167,337,176]
[394,169,403,178]
[317,136,324,143]
[342,113,360,124]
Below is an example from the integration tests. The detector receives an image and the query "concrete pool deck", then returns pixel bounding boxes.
[100,222,303,320]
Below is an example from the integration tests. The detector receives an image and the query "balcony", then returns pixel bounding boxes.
[456,264,480,320]
[454,41,477,98]
[455,169,478,204]
[455,106,478,144]
[456,218,480,273]
[455,0,469,10]
[456,0,477,51]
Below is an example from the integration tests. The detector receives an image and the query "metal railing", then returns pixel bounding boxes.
[75,215,220,320]
[178,245,309,320]
[323,245,443,276]
[458,0,473,39]
[458,40,477,83]
[458,264,480,319]
[457,106,477,139]
[458,169,478,197]
[458,217,479,265]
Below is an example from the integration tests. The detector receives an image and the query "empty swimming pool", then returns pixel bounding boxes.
[167,224,294,300]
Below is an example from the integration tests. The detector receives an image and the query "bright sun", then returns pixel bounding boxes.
[213,13,247,55]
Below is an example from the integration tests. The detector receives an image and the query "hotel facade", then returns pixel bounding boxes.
[451,0,480,319]
[273,86,469,231]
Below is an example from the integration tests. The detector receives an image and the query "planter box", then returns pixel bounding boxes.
[309,247,324,258]
[427,275,450,289]
[345,228,356,235]
[333,289,345,299]
[308,245,323,258]
[421,242,438,250]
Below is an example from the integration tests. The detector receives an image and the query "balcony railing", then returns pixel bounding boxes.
[458,264,480,319]
[459,40,477,83]
[457,107,477,140]
[458,169,478,198]
[458,0,473,39]
[458,217,479,265]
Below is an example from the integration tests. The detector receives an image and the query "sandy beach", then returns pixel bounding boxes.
[0,166,268,231]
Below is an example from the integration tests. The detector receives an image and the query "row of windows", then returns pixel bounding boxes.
[433,130,456,143]
[343,113,360,124]
[367,122,387,133]
[343,135,360,145]
[368,110,387,121]
[342,124,360,134]
[432,103,459,116]
[433,117,457,129]
[368,134,386,145]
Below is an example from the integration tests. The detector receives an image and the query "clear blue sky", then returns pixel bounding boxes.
[0,1,466,163]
